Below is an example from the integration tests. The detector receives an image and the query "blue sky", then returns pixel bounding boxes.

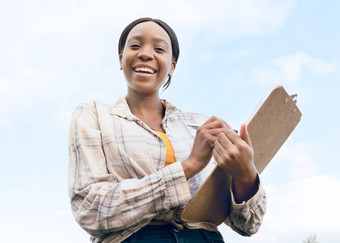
[1,0,339,242]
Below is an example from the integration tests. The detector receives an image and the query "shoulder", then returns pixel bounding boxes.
[162,98,210,125]
[72,99,120,115]
[180,111,210,125]
[70,99,118,126]
[169,107,210,127]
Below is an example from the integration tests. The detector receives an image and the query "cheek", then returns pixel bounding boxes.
[161,57,173,73]
[121,57,132,74]
[121,51,131,66]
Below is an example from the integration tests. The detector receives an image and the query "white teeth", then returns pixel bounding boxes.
[135,67,154,73]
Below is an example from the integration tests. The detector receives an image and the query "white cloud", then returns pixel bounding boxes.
[275,141,317,179]
[252,52,337,86]
[0,210,89,243]
[0,0,298,128]
[29,0,296,37]
[265,175,340,242]
[228,48,258,61]
[218,137,340,242]
[0,64,67,105]
[161,0,297,38]
[2,0,296,39]
[273,52,337,74]
[218,174,340,243]
[1,2,340,243]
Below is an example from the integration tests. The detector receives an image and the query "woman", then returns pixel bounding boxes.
[68,17,266,243]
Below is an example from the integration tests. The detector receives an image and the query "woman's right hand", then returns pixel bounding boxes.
[182,116,230,180]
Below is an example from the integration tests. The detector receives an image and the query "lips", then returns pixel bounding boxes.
[133,65,157,74]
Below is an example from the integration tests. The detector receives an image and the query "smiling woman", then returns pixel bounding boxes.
[119,21,176,99]
[118,18,179,90]
[68,17,266,243]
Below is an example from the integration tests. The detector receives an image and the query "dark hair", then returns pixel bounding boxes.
[118,17,180,90]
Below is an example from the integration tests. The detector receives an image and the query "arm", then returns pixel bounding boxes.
[68,103,192,238]
[226,177,266,236]
[182,116,230,180]
[213,123,266,235]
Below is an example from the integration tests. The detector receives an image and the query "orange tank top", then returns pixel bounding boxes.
[154,131,176,167]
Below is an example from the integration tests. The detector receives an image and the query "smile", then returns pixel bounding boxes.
[133,66,156,74]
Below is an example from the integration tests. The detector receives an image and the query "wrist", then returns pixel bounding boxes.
[234,166,257,186]
[182,158,205,180]
[232,169,259,203]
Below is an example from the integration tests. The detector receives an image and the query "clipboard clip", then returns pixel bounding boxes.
[285,94,298,104]
[288,94,298,104]
[285,94,298,113]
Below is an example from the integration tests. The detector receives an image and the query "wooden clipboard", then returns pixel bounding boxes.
[180,85,302,225]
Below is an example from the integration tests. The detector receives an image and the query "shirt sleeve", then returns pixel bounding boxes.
[224,174,266,236]
[68,102,192,238]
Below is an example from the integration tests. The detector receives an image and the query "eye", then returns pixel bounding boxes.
[155,46,166,53]
[129,44,140,49]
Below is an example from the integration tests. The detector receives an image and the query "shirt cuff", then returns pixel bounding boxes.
[230,173,264,210]
[160,161,192,209]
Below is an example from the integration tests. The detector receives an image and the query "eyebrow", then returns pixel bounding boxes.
[127,35,170,48]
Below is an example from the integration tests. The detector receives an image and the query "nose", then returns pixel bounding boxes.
[137,46,153,61]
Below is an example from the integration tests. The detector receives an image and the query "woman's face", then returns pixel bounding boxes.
[120,21,176,95]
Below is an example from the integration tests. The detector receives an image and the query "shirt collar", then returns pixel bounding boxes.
[110,96,179,120]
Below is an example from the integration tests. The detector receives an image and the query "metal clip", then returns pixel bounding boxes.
[290,94,298,104]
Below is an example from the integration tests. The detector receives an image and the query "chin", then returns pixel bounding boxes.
[128,81,164,94]
[128,85,160,95]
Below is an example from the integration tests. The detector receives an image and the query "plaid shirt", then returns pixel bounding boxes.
[68,96,266,243]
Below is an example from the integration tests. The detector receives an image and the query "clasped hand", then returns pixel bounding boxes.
[185,116,257,186]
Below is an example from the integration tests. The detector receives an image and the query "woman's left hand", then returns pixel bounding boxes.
[213,123,258,203]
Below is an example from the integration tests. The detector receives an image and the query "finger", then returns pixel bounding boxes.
[198,127,226,143]
[200,130,224,147]
[224,128,242,145]
[202,116,220,125]
[223,120,231,129]
[208,127,228,137]
[212,148,222,164]
[213,148,230,171]
[203,120,225,130]
[216,132,234,150]
[240,123,252,147]
[214,139,231,156]
[202,116,229,129]
[202,116,214,123]
[215,139,239,161]
[205,134,220,147]
[212,149,220,165]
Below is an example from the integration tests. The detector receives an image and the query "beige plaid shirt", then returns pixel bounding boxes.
[68,96,266,243]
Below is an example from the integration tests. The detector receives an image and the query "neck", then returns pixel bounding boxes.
[126,90,164,118]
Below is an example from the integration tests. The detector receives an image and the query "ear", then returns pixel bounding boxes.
[119,54,123,70]
[169,61,176,77]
